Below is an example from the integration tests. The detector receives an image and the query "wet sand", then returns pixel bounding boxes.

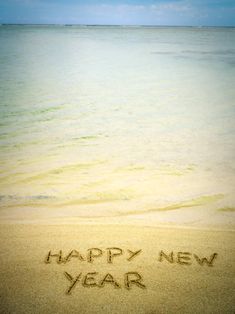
[0,223,234,313]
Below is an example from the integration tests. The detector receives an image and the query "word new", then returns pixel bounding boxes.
[159,251,218,266]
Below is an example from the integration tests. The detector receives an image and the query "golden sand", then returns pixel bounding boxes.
[0,223,234,313]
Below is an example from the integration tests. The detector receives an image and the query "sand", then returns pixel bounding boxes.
[0,223,234,314]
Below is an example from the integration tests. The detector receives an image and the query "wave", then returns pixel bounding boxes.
[66,194,225,218]
[0,160,106,185]
[0,194,225,217]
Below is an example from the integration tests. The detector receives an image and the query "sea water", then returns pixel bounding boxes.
[0,26,235,218]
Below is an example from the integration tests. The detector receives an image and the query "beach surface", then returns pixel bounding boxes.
[0,223,234,314]
[0,25,235,314]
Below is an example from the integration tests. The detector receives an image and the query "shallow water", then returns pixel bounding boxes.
[0,26,235,217]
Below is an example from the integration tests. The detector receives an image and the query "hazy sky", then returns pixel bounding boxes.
[0,0,234,26]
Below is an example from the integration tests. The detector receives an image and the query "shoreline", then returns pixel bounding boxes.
[0,204,234,231]
[0,221,235,232]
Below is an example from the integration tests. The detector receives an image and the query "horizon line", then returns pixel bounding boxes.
[1,23,235,28]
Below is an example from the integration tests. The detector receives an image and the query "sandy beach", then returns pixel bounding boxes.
[0,223,234,313]
[0,25,235,314]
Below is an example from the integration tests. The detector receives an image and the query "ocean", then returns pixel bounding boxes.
[0,25,234,219]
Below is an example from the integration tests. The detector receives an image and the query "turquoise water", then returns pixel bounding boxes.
[0,26,235,217]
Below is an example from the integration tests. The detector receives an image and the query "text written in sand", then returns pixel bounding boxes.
[44,248,218,294]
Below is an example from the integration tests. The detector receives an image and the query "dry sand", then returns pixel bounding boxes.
[0,223,234,314]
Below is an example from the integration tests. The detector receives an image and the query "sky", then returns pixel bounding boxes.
[0,0,234,26]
